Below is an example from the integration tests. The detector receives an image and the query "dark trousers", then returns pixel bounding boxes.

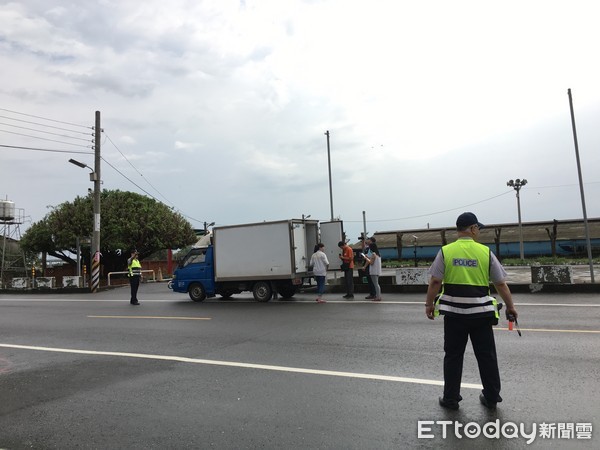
[443,316,501,402]
[343,267,354,296]
[129,276,140,303]
[365,267,376,296]
[315,276,326,296]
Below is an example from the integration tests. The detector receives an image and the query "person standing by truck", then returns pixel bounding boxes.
[362,242,382,301]
[128,249,142,305]
[362,237,377,299]
[338,241,354,299]
[310,243,329,303]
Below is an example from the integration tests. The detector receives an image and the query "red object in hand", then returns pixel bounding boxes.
[508,321,514,331]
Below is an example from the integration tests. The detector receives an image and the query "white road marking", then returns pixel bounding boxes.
[0,343,482,390]
[88,315,211,320]
[497,327,600,334]
[0,298,598,306]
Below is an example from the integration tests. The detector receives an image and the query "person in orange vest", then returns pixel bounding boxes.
[338,241,355,299]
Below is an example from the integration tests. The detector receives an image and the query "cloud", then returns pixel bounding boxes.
[1,0,599,244]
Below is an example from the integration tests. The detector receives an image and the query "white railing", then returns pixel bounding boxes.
[107,270,155,286]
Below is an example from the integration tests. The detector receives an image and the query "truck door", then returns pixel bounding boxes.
[292,222,308,272]
[319,220,344,270]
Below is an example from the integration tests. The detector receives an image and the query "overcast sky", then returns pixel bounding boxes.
[1,0,599,243]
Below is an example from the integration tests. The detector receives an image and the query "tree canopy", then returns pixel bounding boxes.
[20,190,197,273]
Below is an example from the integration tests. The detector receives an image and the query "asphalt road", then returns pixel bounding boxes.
[0,284,598,449]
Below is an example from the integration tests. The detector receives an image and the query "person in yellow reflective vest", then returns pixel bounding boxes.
[128,249,142,305]
[425,212,518,410]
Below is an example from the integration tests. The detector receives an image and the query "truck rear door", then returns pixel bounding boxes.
[292,222,308,273]
[319,220,344,270]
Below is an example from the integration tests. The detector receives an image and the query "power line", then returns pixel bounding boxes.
[0,144,94,155]
[104,133,174,205]
[100,157,158,199]
[0,108,92,129]
[344,182,600,224]
[100,155,205,224]
[1,108,206,225]
[102,131,208,223]
[0,114,92,136]
[0,129,93,148]
[0,121,93,143]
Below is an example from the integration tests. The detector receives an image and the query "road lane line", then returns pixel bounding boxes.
[0,343,482,390]
[87,315,211,320]
[1,298,599,307]
[498,327,600,334]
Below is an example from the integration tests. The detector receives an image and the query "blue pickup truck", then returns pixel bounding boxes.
[169,219,344,302]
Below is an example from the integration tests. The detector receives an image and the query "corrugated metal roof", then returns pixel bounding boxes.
[356,218,600,248]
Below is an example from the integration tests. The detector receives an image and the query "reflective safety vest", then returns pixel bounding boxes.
[128,258,142,277]
[434,239,499,320]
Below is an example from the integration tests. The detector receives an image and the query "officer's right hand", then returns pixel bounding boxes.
[505,307,518,321]
[425,304,435,320]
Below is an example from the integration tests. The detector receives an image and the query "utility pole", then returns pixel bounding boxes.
[91,111,101,293]
[362,211,367,241]
[568,89,595,283]
[507,178,527,261]
[325,130,334,221]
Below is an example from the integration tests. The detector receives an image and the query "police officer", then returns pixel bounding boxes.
[128,249,142,305]
[425,212,518,410]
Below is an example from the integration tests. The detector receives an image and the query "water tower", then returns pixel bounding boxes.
[1,198,27,288]
[0,199,15,222]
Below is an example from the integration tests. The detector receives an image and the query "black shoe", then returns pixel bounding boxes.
[131,302,140,305]
[479,394,497,409]
[439,397,460,410]
[365,295,375,299]
[344,295,354,300]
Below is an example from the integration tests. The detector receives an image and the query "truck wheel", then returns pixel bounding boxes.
[252,281,272,302]
[278,286,296,299]
[189,283,206,302]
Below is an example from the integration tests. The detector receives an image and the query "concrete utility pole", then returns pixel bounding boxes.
[568,89,595,283]
[507,178,527,261]
[362,211,367,242]
[91,111,101,293]
[325,130,334,221]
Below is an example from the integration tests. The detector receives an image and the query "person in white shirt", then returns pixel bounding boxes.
[362,242,382,301]
[310,243,329,303]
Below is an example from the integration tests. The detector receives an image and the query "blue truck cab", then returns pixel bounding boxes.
[170,245,219,301]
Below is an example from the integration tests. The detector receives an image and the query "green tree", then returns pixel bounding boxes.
[20,190,197,275]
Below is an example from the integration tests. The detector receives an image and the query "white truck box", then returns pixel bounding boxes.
[213,219,319,281]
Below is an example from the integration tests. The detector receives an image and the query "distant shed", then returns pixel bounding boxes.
[358,218,600,260]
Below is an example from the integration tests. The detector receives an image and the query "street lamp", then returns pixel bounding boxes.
[507,178,527,261]
[203,221,215,234]
[69,159,97,181]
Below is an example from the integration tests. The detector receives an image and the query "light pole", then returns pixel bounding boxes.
[567,89,595,283]
[507,178,527,261]
[325,130,334,221]
[69,157,100,291]
[412,235,418,267]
